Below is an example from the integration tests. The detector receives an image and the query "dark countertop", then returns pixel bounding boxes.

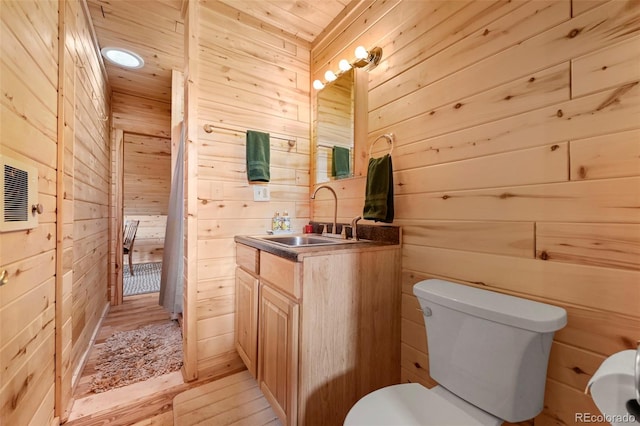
[235,223,401,261]
[234,234,399,262]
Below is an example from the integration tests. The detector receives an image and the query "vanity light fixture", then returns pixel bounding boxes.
[338,59,352,72]
[353,46,382,69]
[312,45,383,91]
[354,45,368,60]
[313,80,325,90]
[325,70,338,82]
[101,47,144,69]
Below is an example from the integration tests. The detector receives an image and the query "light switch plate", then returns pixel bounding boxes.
[253,186,270,201]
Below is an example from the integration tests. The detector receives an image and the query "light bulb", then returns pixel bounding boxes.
[338,59,352,72]
[312,79,325,90]
[324,70,337,82]
[354,46,368,60]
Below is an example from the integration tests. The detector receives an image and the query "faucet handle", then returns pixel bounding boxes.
[341,225,349,239]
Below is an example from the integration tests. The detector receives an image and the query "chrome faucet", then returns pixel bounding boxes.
[351,216,362,241]
[311,185,338,236]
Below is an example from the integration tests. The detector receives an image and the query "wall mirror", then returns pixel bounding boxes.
[314,68,354,184]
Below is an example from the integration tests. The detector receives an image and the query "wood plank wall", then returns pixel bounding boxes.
[1,0,110,424]
[188,0,311,376]
[112,93,172,139]
[0,1,60,423]
[68,3,111,413]
[311,1,640,424]
[123,133,171,265]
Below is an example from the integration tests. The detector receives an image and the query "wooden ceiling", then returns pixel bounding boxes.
[218,0,351,43]
[86,0,350,103]
[86,0,185,103]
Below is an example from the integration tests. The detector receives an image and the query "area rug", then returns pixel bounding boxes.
[91,321,183,393]
[123,262,162,296]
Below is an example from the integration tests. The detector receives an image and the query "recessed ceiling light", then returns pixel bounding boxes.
[101,47,144,69]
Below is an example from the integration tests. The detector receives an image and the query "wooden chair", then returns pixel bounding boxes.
[123,220,140,275]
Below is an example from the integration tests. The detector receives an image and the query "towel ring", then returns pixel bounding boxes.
[369,133,394,158]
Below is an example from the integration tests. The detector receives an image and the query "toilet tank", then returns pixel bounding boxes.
[413,279,567,422]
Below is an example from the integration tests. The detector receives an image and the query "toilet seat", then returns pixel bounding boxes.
[344,384,501,426]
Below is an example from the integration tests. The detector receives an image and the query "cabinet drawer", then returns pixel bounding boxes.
[260,251,301,299]
[236,243,259,274]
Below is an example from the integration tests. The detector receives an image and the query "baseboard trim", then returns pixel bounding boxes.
[70,301,110,393]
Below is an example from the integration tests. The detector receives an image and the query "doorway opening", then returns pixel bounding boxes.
[121,132,171,298]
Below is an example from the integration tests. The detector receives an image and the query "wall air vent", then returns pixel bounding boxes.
[0,155,39,232]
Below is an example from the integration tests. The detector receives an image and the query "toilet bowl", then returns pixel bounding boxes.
[344,279,567,425]
[344,384,501,426]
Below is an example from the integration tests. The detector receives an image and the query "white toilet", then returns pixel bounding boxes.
[345,279,567,425]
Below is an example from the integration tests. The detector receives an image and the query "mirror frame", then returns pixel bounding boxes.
[311,67,368,186]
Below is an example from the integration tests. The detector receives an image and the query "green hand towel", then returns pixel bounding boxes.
[246,130,270,182]
[363,154,394,223]
[331,146,350,178]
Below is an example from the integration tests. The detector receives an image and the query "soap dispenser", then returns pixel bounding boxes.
[282,211,291,232]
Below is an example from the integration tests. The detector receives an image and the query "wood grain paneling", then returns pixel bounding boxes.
[572,35,640,98]
[399,221,534,258]
[547,341,605,391]
[312,0,640,421]
[570,129,640,181]
[0,1,58,424]
[394,143,569,195]
[1,0,110,423]
[539,379,603,426]
[403,244,640,317]
[65,0,111,419]
[395,177,640,223]
[188,0,312,376]
[370,1,571,117]
[124,134,171,214]
[371,62,571,137]
[388,81,640,171]
[536,222,640,271]
[112,93,172,138]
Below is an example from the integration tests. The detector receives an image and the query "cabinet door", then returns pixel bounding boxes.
[235,267,259,378]
[258,283,299,426]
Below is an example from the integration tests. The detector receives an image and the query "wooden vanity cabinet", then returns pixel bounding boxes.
[235,266,259,378]
[235,242,401,426]
[234,244,259,378]
[257,251,300,425]
[258,283,299,424]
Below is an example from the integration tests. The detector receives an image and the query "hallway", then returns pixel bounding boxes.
[67,294,244,425]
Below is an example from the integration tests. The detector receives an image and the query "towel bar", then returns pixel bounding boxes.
[203,123,296,147]
[369,133,394,158]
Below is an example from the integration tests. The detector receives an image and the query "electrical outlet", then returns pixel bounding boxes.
[253,186,270,201]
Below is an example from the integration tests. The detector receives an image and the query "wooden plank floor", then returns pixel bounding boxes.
[67,293,246,426]
[173,370,282,426]
[72,293,175,401]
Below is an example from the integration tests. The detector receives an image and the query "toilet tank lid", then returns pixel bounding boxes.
[414,279,567,333]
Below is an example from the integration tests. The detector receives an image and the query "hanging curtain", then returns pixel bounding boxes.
[159,124,184,315]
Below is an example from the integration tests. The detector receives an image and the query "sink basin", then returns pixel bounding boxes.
[254,234,359,247]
